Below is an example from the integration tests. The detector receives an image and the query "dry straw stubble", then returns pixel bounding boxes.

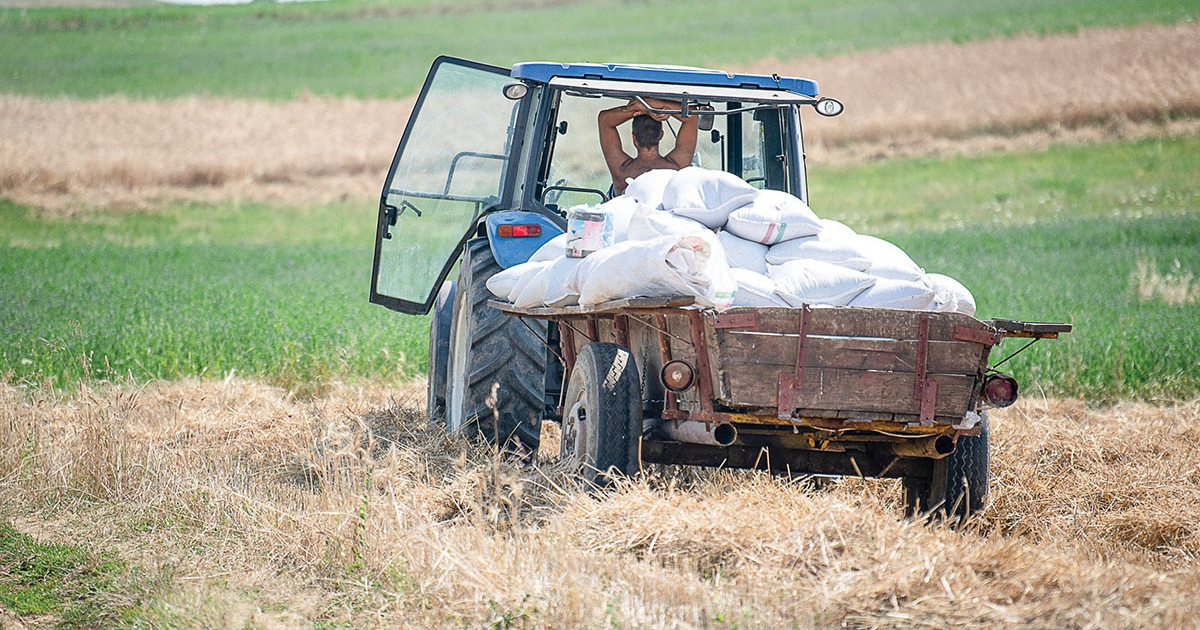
[3,380,1200,627]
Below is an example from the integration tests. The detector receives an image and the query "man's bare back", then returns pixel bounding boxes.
[598,97,699,196]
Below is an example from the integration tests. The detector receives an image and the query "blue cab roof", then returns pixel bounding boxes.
[511,62,819,97]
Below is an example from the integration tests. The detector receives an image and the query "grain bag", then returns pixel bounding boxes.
[529,233,570,263]
[574,230,736,309]
[623,169,677,210]
[661,166,759,228]
[923,273,977,316]
[769,259,875,307]
[848,278,937,310]
[513,255,583,308]
[723,189,823,245]
[487,260,541,299]
[765,235,872,271]
[599,195,639,242]
[717,230,769,275]
[730,268,789,307]
[626,204,709,241]
[501,258,552,302]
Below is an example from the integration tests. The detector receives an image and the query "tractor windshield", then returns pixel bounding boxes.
[538,91,798,211]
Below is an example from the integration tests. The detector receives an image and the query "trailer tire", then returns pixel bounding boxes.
[445,238,547,456]
[426,280,455,423]
[561,342,642,484]
[903,413,990,520]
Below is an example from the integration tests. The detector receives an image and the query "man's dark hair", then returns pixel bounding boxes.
[631,114,663,149]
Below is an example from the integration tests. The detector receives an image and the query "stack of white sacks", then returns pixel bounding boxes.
[486,166,976,316]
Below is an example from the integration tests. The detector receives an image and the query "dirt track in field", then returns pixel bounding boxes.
[2,21,1199,212]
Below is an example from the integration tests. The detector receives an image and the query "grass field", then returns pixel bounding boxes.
[0,0,1197,98]
[4,136,1197,399]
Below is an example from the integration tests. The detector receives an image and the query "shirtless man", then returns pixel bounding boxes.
[598,97,699,196]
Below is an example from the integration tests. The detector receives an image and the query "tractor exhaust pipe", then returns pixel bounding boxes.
[659,420,738,447]
[890,435,956,459]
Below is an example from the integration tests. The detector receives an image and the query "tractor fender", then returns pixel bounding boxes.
[484,210,564,269]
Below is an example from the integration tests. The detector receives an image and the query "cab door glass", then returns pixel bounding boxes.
[371,58,517,314]
[741,113,766,188]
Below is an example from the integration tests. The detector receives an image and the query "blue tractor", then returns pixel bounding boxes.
[370,56,844,454]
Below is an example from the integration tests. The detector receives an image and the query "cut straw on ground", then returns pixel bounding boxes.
[2,379,1198,627]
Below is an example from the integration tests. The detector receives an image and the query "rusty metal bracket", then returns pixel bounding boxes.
[953,325,1003,346]
[710,312,758,329]
[613,314,630,348]
[913,314,935,425]
[919,380,938,425]
[777,305,812,420]
[655,314,678,413]
[914,315,930,401]
[687,310,717,413]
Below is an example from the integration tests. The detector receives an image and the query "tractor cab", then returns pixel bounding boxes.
[370,56,842,315]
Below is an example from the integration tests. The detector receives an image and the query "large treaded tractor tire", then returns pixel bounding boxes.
[903,413,990,521]
[560,342,643,485]
[445,238,547,455]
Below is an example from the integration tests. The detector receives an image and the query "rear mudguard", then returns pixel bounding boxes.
[485,211,565,268]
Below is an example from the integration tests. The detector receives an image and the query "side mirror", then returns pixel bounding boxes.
[814,97,844,117]
[696,104,715,131]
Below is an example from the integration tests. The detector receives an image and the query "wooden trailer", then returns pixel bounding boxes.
[493,297,1070,516]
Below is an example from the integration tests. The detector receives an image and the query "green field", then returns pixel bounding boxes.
[3,136,1198,399]
[0,0,1197,99]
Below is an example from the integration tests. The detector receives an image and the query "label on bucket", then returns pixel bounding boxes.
[565,205,612,258]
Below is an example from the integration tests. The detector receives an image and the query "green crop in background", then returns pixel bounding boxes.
[2,136,1198,399]
[0,0,1197,99]
[0,200,428,394]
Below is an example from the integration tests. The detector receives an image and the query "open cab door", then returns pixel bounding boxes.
[371,57,519,314]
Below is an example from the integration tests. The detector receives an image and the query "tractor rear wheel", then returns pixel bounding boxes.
[445,238,547,455]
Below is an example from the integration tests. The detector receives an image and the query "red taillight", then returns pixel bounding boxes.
[497,224,542,238]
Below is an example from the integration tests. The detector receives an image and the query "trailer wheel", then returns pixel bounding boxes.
[445,238,547,455]
[561,342,642,484]
[426,280,455,422]
[903,413,990,520]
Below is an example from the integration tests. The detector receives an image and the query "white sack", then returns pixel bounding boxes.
[599,195,639,242]
[819,219,858,240]
[769,259,875,307]
[923,273,977,316]
[857,235,925,281]
[529,233,570,263]
[623,169,677,210]
[766,235,872,271]
[765,233,923,280]
[730,268,789,307]
[717,230,769,275]
[575,231,736,309]
[514,256,583,308]
[848,278,937,310]
[504,260,553,303]
[661,166,759,228]
[626,204,709,241]
[723,190,823,245]
[486,260,546,299]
